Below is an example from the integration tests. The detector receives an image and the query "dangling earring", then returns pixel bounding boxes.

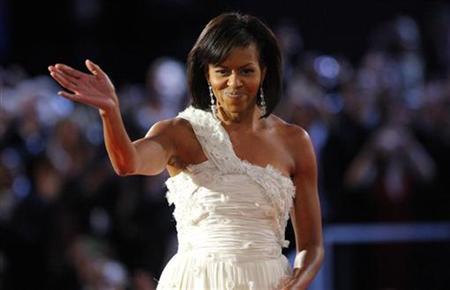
[259,87,267,117]
[209,84,217,118]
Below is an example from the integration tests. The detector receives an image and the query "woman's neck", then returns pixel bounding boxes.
[218,105,265,131]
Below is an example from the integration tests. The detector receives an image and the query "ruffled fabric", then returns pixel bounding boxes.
[159,106,296,290]
[177,106,296,242]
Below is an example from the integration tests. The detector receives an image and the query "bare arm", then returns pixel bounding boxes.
[100,108,175,176]
[48,60,175,176]
[283,128,324,290]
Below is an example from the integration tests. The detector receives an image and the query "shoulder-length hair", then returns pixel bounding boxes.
[187,12,283,118]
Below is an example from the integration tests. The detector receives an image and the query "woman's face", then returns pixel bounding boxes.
[206,43,266,117]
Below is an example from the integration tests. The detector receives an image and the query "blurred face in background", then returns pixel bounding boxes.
[206,43,266,118]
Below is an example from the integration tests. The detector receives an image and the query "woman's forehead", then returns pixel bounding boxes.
[213,44,261,66]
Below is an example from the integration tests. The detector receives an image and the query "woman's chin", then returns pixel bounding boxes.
[225,96,244,105]
[223,103,245,113]
[221,102,255,117]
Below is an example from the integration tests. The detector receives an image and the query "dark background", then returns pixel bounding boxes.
[2,0,444,80]
[1,1,450,290]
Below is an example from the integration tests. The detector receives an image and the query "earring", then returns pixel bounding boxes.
[209,84,217,118]
[259,87,267,116]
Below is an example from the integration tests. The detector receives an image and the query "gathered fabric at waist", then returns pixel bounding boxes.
[176,207,285,264]
[168,173,290,263]
[178,226,282,263]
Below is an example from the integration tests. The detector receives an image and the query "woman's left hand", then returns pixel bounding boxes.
[278,268,308,290]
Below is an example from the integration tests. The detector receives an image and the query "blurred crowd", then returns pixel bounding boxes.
[0,12,449,290]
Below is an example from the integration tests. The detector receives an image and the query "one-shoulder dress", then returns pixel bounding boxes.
[156,106,296,290]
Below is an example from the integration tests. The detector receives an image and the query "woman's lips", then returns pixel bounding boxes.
[225,93,244,99]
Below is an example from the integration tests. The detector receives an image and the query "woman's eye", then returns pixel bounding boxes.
[241,69,254,75]
[216,70,228,75]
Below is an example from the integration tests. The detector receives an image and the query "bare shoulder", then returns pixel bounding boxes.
[267,115,311,148]
[267,115,316,173]
[144,116,203,161]
[145,117,195,140]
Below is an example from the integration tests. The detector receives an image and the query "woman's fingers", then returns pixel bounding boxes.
[85,59,106,77]
[54,63,86,79]
[58,88,111,109]
[58,91,79,101]
[49,60,116,111]
[285,269,306,290]
[58,90,98,107]
[50,70,78,92]
[279,270,301,290]
[58,91,97,108]
[279,279,293,290]
[49,66,83,87]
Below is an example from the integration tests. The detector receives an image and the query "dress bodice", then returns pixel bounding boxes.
[165,106,296,261]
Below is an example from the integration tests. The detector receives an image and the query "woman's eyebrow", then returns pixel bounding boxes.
[214,63,256,69]
[240,63,256,68]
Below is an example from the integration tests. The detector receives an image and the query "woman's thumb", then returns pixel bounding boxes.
[85,59,102,76]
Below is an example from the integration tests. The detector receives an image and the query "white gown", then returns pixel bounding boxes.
[157,106,296,290]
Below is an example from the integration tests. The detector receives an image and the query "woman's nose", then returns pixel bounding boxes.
[227,72,243,88]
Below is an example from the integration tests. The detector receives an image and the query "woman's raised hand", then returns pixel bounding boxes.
[48,60,118,114]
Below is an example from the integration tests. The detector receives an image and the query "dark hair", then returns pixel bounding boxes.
[187,12,282,118]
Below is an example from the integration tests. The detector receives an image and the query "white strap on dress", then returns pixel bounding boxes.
[176,106,296,248]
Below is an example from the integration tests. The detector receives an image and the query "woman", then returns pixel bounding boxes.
[48,12,323,290]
